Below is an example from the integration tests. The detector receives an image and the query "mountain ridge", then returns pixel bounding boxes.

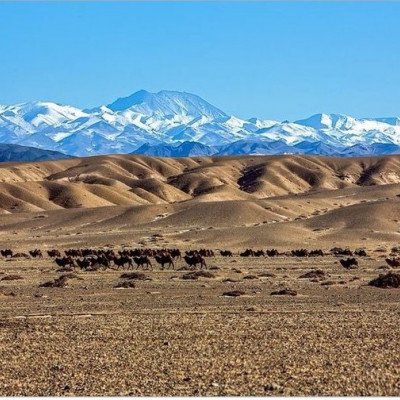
[0,143,72,163]
[1,89,400,158]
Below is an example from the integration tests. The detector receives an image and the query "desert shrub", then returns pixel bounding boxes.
[223,290,245,297]
[299,270,325,279]
[258,272,276,278]
[243,275,258,280]
[1,275,23,281]
[39,273,79,288]
[270,288,297,296]
[114,281,135,289]
[369,273,400,288]
[120,272,148,280]
[182,271,215,280]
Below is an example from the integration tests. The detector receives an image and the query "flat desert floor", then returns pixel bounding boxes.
[0,154,400,395]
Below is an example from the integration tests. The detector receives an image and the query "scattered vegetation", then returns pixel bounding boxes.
[243,274,258,280]
[1,275,23,281]
[271,288,297,296]
[114,281,135,289]
[299,270,326,279]
[369,273,400,289]
[182,271,216,280]
[120,272,149,281]
[39,273,79,288]
[222,290,245,297]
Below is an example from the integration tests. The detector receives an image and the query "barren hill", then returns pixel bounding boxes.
[0,154,399,249]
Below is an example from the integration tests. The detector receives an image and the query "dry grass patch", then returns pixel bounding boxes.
[114,281,135,289]
[181,271,216,280]
[299,269,326,279]
[243,274,258,280]
[120,272,149,281]
[39,273,80,288]
[56,267,74,273]
[222,278,239,283]
[270,288,297,296]
[223,290,245,297]
[258,272,276,278]
[321,281,337,286]
[1,275,23,281]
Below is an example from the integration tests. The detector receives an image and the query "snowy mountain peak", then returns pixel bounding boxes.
[107,89,227,120]
[0,90,399,158]
[106,90,153,112]
[2,101,86,128]
[375,117,400,126]
[295,113,355,130]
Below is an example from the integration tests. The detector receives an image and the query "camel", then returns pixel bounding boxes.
[133,256,152,270]
[76,258,91,269]
[1,249,13,258]
[184,254,206,269]
[169,249,181,260]
[309,249,324,257]
[385,257,400,268]
[354,249,367,257]
[155,253,174,269]
[240,249,254,257]
[291,249,309,257]
[47,249,61,258]
[55,256,75,268]
[340,258,358,269]
[29,249,43,258]
[331,247,353,256]
[266,249,279,257]
[113,256,134,269]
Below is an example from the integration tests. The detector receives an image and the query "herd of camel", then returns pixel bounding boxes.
[1,246,400,271]
[1,248,209,271]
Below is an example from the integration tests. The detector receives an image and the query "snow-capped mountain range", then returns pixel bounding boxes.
[1,89,400,158]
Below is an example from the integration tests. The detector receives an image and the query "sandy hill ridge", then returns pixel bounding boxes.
[0,154,400,213]
[0,154,399,249]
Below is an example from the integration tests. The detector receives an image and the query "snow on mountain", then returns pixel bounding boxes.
[1,102,87,130]
[0,90,399,158]
[295,113,354,130]
[294,113,400,146]
[257,122,321,144]
[374,117,400,126]
[106,90,227,120]
[247,118,279,130]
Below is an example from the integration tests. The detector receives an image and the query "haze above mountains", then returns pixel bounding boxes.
[0,89,400,161]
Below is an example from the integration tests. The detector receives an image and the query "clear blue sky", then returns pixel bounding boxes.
[0,2,399,120]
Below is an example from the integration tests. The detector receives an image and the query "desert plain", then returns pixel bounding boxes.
[0,154,399,395]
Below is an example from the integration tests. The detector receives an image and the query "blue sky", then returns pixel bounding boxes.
[0,2,399,120]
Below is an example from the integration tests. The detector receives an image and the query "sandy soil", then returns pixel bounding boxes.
[0,254,399,395]
[0,154,400,395]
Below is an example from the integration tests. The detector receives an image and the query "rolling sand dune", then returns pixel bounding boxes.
[0,153,399,249]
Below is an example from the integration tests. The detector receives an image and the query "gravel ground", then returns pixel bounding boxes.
[0,255,399,395]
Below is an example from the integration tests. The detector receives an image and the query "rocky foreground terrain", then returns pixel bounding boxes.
[0,252,399,395]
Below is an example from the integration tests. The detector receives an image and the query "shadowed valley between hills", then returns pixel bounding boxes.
[0,153,399,250]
